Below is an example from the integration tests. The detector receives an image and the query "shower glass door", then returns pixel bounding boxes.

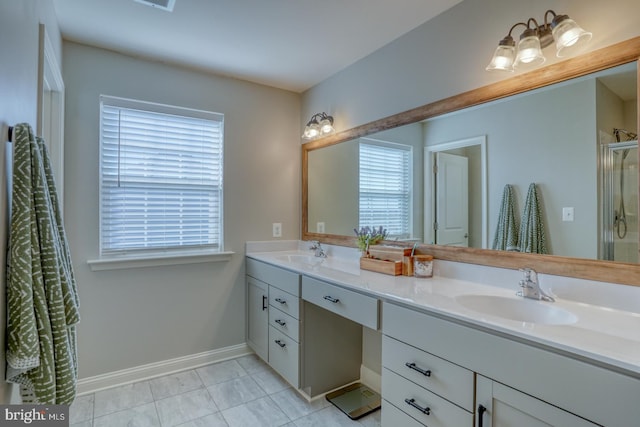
[601,140,638,263]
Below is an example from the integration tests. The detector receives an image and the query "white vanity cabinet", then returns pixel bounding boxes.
[246,257,373,399]
[246,258,301,387]
[381,329,475,426]
[475,376,598,427]
[382,301,640,427]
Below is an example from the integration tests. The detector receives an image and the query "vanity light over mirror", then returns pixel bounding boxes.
[486,10,592,72]
[302,112,335,141]
[302,37,640,286]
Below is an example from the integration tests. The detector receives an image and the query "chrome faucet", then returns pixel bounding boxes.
[309,241,327,258]
[517,268,554,302]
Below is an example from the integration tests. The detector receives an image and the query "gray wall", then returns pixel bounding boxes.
[63,42,301,378]
[0,0,62,403]
[424,79,597,258]
[302,0,640,131]
[308,141,359,235]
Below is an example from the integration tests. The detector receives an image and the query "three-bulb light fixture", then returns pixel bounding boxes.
[486,10,592,72]
[302,112,335,141]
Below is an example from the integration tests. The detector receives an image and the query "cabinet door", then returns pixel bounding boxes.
[247,277,269,361]
[476,376,600,427]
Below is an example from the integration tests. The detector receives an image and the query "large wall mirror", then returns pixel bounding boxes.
[302,37,640,286]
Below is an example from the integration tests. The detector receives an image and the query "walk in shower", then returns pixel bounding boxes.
[601,129,638,263]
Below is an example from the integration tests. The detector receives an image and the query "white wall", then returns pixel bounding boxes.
[63,42,301,378]
[0,0,62,403]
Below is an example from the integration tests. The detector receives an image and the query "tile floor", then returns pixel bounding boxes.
[70,354,382,427]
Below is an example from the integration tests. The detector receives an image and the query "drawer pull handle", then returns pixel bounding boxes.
[478,404,487,427]
[275,298,287,305]
[323,295,340,303]
[275,339,286,348]
[262,295,268,311]
[275,319,286,327]
[405,362,431,377]
[405,398,430,415]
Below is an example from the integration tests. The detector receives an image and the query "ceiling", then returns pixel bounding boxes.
[52,0,463,93]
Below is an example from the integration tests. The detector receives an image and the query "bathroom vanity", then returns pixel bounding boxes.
[245,243,640,427]
[246,256,370,398]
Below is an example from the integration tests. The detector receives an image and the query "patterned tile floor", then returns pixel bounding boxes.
[70,354,382,427]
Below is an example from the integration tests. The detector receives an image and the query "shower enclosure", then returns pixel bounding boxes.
[601,129,638,263]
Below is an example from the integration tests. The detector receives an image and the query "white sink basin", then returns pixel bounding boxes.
[275,254,325,266]
[456,294,578,325]
[274,254,361,275]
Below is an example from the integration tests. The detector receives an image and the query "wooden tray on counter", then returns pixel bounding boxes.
[359,257,402,276]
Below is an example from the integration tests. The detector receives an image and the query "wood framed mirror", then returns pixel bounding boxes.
[302,37,640,286]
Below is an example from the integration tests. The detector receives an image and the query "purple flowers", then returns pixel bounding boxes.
[354,226,389,252]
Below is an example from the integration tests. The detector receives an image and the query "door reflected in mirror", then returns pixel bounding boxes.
[426,136,487,249]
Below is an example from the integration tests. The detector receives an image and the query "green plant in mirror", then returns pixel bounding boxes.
[354,226,389,254]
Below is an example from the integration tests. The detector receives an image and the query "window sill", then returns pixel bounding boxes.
[87,250,234,271]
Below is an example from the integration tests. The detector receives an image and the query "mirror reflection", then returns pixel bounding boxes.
[306,62,638,263]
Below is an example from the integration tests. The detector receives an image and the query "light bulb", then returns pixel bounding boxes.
[552,16,592,57]
[486,44,516,72]
[515,33,545,68]
[307,123,320,139]
[319,118,334,135]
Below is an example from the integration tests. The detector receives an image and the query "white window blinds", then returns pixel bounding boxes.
[359,140,412,238]
[99,96,224,256]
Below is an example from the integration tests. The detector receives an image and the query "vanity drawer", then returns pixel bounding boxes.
[302,276,379,329]
[268,325,299,388]
[269,286,300,319]
[382,368,473,427]
[269,307,300,342]
[383,335,474,412]
[246,258,301,296]
[381,400,426,427]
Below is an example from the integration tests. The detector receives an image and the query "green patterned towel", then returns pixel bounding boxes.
[6,123,80,404]
[519,183,548,254]
[492,184,519,251]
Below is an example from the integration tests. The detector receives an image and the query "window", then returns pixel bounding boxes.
[359,139,412,238]
[99,95,223,257]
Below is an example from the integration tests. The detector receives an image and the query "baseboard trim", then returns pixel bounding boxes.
[77,343,252,395]
[360,364,382,394]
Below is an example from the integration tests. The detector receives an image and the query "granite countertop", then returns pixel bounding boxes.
[246,243,640,377]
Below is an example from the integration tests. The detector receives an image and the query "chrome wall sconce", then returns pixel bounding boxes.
[302,112,335,140]
[486,10,592,72]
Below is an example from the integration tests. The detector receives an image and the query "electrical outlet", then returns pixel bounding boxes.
[272,222,282,237]
[562,207,574,222]
[317,222,325,233]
